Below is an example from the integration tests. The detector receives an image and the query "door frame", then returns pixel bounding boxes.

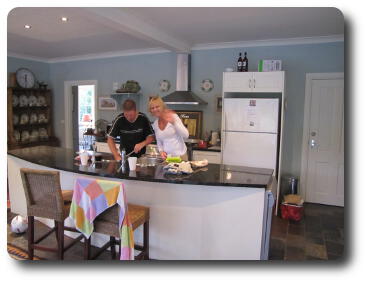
[300,72,344,202]
[64,80,98,149]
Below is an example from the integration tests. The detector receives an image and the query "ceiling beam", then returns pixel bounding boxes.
[82,7,191,53]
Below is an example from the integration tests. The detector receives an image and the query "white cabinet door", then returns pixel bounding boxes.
[223,98,279,133]
[222,131,277,171]
[193,151,221,164]
[223,72,253,92]
[252,72,284,92]
[95,142,119,153]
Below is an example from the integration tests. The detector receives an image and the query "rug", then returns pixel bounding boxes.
[7,243,43,260]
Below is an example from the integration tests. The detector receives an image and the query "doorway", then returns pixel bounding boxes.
[300,73,344,206]
[64,80,98,150]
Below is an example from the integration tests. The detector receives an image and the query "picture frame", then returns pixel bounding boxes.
[98,97,117,110]
[217,97,222,111]
[175,110,203,139]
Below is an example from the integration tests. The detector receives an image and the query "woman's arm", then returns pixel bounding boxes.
[172,114,189,139]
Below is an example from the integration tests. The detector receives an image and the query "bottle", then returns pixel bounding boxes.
[237,52,243,72]
[120,148,126,162]
[243,52,249,72]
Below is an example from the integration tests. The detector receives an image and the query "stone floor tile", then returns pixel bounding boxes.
[325,241,344,256]
[285,246,305,260]
[305,243,328,259]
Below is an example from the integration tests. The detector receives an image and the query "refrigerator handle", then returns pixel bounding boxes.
[249,78,251,89]
[254,78,256,89]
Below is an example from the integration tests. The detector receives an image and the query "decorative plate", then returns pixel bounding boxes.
[37,96,46,106]
[30,130,39,142]
[12,95,19,107]
[13,114,19,126]
[21,130,30,142]
[29,95,38,107]
[159,79,171,92]
[19,95,28,107]
[20,113,29,125]
[14,130,20,142]
[30,113,38,124]
[38,113,47,124]
[200,79,214,92]
[39,128,48,140]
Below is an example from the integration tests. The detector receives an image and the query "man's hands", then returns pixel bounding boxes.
[134,142,145,153]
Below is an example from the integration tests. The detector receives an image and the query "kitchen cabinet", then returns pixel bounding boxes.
[7,87,59,149]
[193,150,221,164]
[223,71,284,93]
[95,141,119,153]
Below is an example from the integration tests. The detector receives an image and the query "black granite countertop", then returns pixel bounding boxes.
[8,146,273,188]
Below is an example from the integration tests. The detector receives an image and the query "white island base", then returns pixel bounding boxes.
[8,155,271,260]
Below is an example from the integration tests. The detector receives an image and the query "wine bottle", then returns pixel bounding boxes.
[237,53,243,72]
[243,52,249,72]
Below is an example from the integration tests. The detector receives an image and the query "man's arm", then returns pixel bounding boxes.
[134,135,154,153]
[107,136,121,161]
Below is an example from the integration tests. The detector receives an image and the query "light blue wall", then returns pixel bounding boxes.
[7,41,344,177]
[7,57,50,84]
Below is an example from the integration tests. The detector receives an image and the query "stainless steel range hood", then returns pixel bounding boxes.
[162,54,207,105]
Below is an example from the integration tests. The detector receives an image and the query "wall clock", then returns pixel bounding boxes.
[201,79,214,92]
[16,68,36,88]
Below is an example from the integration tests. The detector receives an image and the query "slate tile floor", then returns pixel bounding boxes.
[7,203,344,260]
[269,203,344,260]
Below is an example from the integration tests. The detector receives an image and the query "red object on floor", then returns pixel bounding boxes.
[281,203,304,221]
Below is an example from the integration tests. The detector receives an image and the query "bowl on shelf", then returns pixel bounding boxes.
[29,95,38,107]
[20,113,29,125]
[19,95,28,107]
[13,114,19,126]
[12,95,19,107]
[21,130,30,142]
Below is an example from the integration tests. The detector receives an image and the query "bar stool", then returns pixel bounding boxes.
[20,168,86,260]
[86,203,150,260]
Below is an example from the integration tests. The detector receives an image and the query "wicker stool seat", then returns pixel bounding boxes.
[20,168,86,260]
[87,203,150,260]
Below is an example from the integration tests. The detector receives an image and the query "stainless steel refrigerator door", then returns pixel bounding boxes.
[222,131,278,171]
[223,98,279,133]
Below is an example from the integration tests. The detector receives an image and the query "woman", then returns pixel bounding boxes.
[148,96,189,160]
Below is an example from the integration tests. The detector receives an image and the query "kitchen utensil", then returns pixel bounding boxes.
[126,150,135,158]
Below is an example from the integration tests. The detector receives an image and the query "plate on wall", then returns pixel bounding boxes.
[200,79,214,92]
[159,79,171,92]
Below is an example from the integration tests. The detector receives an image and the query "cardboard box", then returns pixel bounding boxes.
[258,60,282,72]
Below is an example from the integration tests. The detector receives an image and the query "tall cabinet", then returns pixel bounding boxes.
[7,87,59,150]
[221,71,286,213]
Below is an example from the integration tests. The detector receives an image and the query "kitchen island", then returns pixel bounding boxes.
[8,146,275,260]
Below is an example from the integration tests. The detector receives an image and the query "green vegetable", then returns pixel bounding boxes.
[166,156,182,163]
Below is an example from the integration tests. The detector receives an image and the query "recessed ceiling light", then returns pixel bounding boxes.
[61,17,68,22]
[24,24,31,29]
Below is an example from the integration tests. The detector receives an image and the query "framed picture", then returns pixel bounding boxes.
[98,97,117,110]
[217,97,222,111]
[175,111,203,139]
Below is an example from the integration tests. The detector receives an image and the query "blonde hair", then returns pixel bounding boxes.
[148,96,166,113]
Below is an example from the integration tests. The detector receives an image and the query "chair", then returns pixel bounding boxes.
[20,168,86,260]
[86,203,150,260]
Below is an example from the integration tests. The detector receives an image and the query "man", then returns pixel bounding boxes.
[107,99,154,161]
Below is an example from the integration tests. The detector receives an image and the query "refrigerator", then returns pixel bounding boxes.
[222,98,280,175]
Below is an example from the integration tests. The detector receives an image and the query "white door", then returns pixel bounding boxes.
[252,72,284,92]
[222,131,278,171]
[223,98,279,133]
[223,72,253,92]
[302,75,344,206]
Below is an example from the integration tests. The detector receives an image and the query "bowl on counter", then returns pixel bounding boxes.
[137,154,164,167]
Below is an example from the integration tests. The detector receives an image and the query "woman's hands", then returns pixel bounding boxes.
[162,109,175,124]
[160,151,168,159]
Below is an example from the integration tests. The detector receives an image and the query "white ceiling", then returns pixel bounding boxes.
[7,7,344,61]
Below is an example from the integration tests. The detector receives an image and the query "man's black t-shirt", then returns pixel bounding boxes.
[107,112,154,157]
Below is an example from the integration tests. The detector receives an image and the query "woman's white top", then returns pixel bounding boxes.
[153,114,189,156]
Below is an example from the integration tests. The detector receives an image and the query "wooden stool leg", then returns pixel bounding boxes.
[110,236,116,259]
[27,216,34,260]
[54,220,59,242]
[143,221,149,260]
[84,237,91,260]
[57,221,64,260]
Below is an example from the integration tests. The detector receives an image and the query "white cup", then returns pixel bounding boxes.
[128,157,137,171]
[80,151,89,166]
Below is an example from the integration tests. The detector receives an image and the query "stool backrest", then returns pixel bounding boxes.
[20,168,65,221]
